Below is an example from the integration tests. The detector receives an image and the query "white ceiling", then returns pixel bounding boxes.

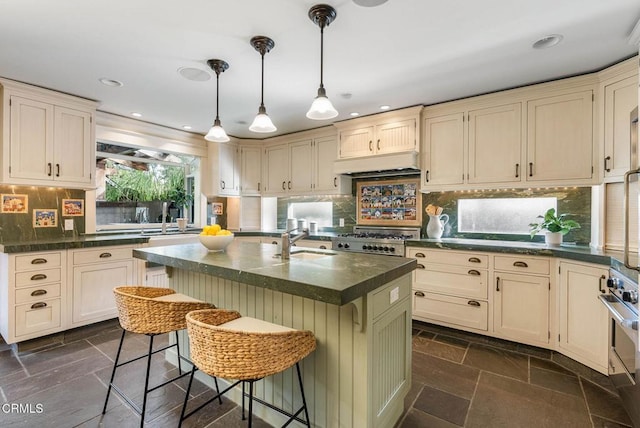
[0,0,638,140]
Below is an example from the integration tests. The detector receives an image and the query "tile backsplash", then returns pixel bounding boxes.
[0,186,85,242]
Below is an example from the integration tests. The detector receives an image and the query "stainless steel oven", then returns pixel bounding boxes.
[331,226,421,257]
[600,268,640,427]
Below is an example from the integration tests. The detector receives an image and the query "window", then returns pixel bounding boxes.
[288,202,333,229]
[457,197,557,235]
[95,142,199,229]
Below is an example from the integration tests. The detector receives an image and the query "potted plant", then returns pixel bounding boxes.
[529,208,580,245]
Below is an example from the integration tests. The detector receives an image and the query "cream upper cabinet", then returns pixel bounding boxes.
[558,261,609,374]
[468,103,522,184]
[240,145,262,195]
[289,139,314,193]
[599,58,638,181]
[263,143,289,195]
[421,113,464,188]
[335,106,421,159]
[206,142,239,196]
[314,135,351,194]
[1,79,96,189]
[526,90,594,183]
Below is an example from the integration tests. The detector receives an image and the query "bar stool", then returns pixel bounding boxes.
[179,309,316,428]
[102,286,216,427]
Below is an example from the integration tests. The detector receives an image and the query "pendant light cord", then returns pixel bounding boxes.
[319,25,325,90]
[260,52,265,108]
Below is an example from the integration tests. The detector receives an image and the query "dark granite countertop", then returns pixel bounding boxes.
[234,230,335,241]
[0,234,151,253]
[133,241,417,306]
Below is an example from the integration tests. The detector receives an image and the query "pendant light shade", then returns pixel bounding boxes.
[205,59,230,143]
[249,36,277,133]
[306,4,338,120]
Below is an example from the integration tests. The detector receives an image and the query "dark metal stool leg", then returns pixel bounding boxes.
[242,381,246,420]
[296,363,311,428]
[214,377,222,404]
[102,329,126,414]
[248,380,254,428]
[178,366,197,428]
[175,330,182,374]
[139,334,155,428]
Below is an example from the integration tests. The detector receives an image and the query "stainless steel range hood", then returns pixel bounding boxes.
[333,151,420,178]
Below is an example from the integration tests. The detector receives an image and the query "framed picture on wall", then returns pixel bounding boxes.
[33,209,58,228]
[212,202,223,215]
[1,194,28,213]
[357,178,422,226]
[62,199,84,216]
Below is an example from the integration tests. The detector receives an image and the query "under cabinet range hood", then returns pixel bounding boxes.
[333,151,420,178]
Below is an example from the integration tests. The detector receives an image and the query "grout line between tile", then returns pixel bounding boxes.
[463,368,482,427]
[577,376,596,427]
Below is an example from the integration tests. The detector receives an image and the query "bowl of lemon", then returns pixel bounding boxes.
[199,224,234,251]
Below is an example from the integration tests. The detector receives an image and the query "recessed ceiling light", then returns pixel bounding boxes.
[350,112,360,117]
[532,34,563,49]
[99,78,123,87]
[178,67,211,82]
[131,112,142,118]
[182,125,192,130]
[380,105,390,110]
[353,0,389,7]
[236,120,248,125]
[341,93,353,99]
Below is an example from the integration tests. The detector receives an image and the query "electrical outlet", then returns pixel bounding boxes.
[339,218,344,227]
[64,219,74,231]
[390,287,399,304]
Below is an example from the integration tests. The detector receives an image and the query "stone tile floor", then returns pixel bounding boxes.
[0,319,633,427]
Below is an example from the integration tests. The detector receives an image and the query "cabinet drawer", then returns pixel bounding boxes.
[413,291,488,331]
[414,264,488,299]
[494,255,549,275]
[15,252,62,271]
[72,247,133,265]
[15,283,61,304]
[15,268,61,287]
[372,278,411,319]
[15,298,62,337]
[406,248,488,268]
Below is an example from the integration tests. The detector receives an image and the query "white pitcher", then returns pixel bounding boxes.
[426,214,449,239]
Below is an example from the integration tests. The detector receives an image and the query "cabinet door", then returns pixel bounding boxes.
[493,272,549,345]
[526,91,593,182]
[53,106,92,184]
[603,76,638,178]
[72,260,133,324]
[338,127,374,158]
[314,136,338,192]
[218,144,239,195]
[263,144,289,195]
[422,113,464,187]
[375,119,416,154]
[558,261,608,373]
[289,139,313,193]
[9,96,54,181]
[240,146,262,195]
[468,103,522,184]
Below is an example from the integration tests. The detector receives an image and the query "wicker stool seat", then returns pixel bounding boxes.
[179,309,316,428]
[103,286,215,428]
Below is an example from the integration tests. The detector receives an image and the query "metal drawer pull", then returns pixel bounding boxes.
[47,162,52,176]
[99,252,112,258]
[271,241,278,245]
[31,302,47,310]
[31,258,48,264]
[467,300,481,307]
[467,269,480,276]
[31,289,47,297]
[496,276,500,292]
[414,291,425,297]
[416,264,425,269]
[319,245,327,249]
[30,274,47,281]
[599,275,606,294]
[529,162,533,177]
[468,257,481,263]
[515,163,519,178]
[414,252,426,258]
[513,261,528,268]
[604,156,611,172]
[56,163,60,177]
[334,177,337,187]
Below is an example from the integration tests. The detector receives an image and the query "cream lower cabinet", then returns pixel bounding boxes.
[558,260,609,374]
[68,246,135,326]
[407,248,489,332]
[493,255,550,347]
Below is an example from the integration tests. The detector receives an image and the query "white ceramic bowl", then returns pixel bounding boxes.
[199,234,234,251]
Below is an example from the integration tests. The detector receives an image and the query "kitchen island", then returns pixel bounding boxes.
[133,241,416,428]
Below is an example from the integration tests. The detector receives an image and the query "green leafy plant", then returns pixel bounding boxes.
[529,208,580,238]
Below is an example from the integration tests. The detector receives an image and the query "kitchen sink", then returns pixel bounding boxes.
[288,250,336,260]
[146,233,200,247]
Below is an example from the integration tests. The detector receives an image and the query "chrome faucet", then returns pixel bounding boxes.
[161,202,168,234]
[281,228,309,259]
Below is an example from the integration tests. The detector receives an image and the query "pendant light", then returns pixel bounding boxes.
[306,4,338,120]
[204,59,230,142]
[249,36,277,133]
